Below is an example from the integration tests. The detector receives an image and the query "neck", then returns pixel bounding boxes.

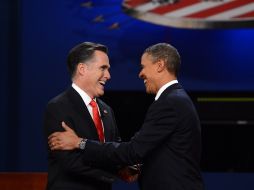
[156,73,177,91]
[72,80,95,99]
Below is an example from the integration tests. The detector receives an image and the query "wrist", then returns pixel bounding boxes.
[78,138,87,150]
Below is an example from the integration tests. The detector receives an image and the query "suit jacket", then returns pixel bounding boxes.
[83,83,204,190]
[44,87,121,190]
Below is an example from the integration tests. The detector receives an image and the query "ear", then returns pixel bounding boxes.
[76,63,87,76]
[157,60,165,73]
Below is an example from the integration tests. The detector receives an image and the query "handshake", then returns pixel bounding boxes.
[48,122,142,183]
[118,164,142,183]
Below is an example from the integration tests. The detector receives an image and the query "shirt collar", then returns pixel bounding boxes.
[155,80,178,101]
[72,83,93,106]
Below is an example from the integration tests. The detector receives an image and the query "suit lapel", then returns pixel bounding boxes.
[66,87,99,139]
[97,99,111,141]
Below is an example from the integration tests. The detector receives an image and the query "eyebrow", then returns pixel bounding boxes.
[101,65,110,69]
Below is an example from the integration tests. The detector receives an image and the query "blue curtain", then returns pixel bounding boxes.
[0,0,21,171]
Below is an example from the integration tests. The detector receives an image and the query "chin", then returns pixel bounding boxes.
[145,89,152,94]
[146,87,156,95]
[98,91,104,96]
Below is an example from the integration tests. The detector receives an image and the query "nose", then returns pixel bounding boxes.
[105,69,111,80]
[139,70,144,79]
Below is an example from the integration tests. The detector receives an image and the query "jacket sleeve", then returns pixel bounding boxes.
[82,99,177,167]
[44,102,116,183]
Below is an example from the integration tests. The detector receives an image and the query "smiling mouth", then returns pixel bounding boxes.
[144,79,147,84]
[99,80,106,87]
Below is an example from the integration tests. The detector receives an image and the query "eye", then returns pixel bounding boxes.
[100,65,108,71]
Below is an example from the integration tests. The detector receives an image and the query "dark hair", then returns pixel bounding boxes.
[143,43,181,76]
[67,42,108,78]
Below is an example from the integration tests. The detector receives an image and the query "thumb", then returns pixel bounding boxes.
[62,121,74,132]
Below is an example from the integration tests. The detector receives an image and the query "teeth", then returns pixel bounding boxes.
[99,81,105,85]
[144,80,147,84]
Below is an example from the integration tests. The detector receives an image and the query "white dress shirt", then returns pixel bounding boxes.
[155,80,178,101]
[72,83,103,119]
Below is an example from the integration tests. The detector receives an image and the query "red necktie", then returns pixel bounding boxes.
[90,100,105,142]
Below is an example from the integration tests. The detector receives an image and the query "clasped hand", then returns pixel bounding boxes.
[48,121,140,183]
[48,122,80,150]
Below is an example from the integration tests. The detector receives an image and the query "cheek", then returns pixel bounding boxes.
[93,72,101,80]
[97,71,104,79]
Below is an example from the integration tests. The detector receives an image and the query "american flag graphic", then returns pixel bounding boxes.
[122,0,254,28]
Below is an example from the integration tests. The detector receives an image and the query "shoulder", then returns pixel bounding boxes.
[156,87,193,111]
[48,91,67,104]
[46,88,72,111]
[167,88,188,101]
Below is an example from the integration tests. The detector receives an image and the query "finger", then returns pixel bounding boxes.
[52,141,63,150]
[48,137,58,146]
[51,141,60,150]
[48,139,54,147]
[51,143,56,150]
[62,121,73,132]
[48,132,60,140]
[49,141,56,149]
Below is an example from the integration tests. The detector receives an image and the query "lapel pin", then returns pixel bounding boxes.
[103,110,108,114]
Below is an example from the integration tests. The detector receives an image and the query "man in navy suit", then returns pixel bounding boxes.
[44,42,132,190]
[49,43,204,190]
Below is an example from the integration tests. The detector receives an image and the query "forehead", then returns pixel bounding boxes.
[141,53,152,64]
[92,50,110,66]
[93,50,108,59]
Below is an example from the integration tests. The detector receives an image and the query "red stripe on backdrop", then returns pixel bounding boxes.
[235,10,254,18]
[186,0,254,18]
[123,0,150,7]
[150,0,199,14]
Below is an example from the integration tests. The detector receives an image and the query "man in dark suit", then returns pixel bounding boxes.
[48,43,204,190]
[44,42,124,190]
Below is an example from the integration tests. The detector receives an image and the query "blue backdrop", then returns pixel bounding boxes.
[21,0,254,92]
[1,0,254,189]
[2,0,254,171]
